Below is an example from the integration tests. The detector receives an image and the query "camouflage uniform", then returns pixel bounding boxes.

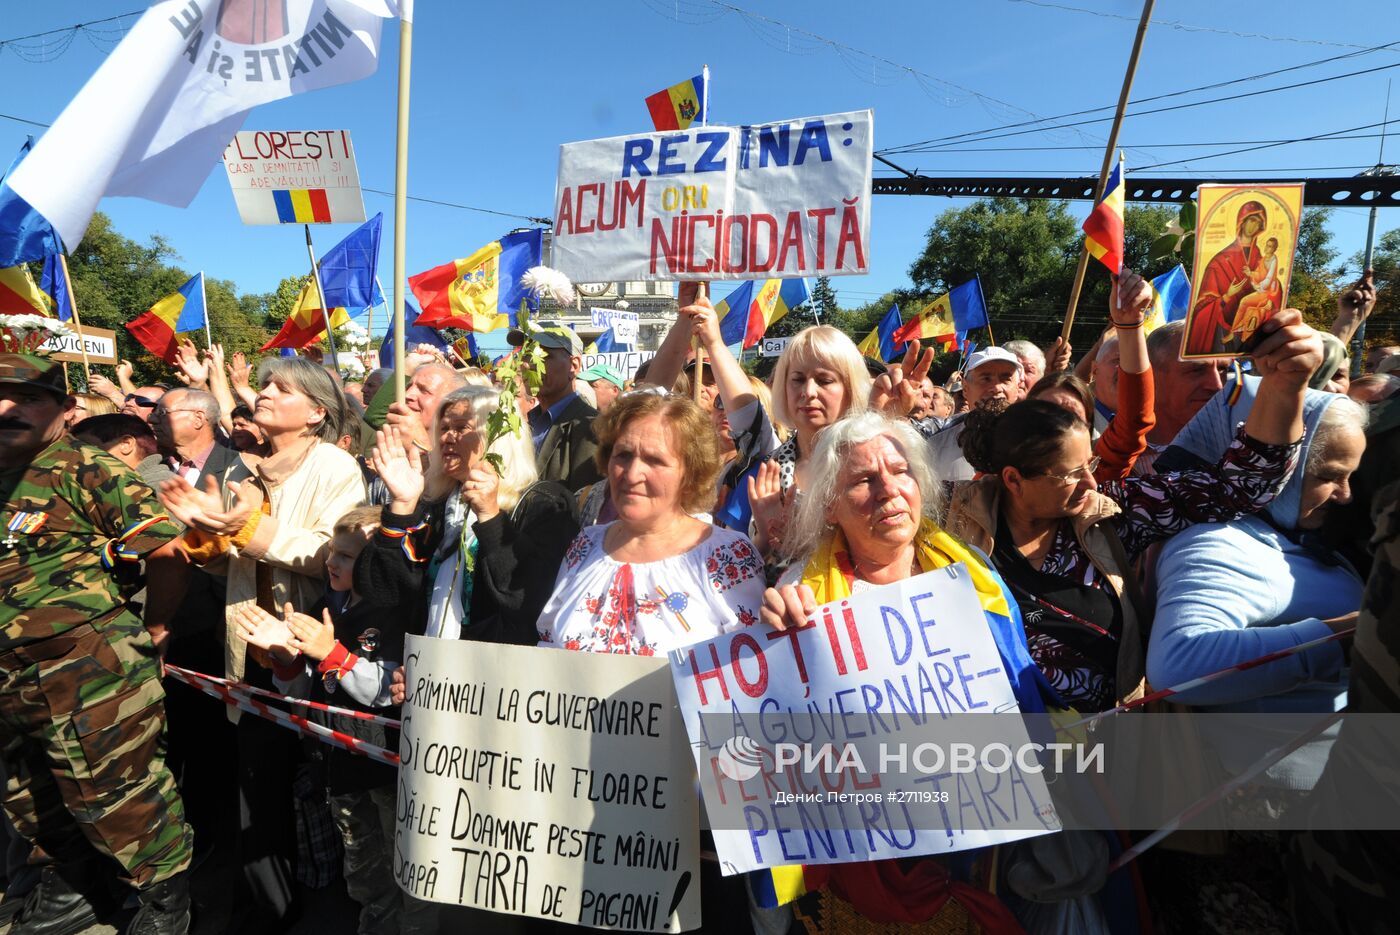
[0,433,194,889]
[1290,480,1400,933]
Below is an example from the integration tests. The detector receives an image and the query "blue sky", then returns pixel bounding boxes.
[2,0,1395,355]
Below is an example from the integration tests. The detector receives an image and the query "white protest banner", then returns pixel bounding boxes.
[591,308,640,345]
[39,324,118,365]
[397,637,701,931]
[552,110,872,282]
[758,336,789,358]
[668,566,1060,875]
[582,351,654,380]
[221,130,366,225]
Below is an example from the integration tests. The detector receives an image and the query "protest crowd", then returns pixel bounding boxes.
[2,261,1398,935]
[3,4,1400,935]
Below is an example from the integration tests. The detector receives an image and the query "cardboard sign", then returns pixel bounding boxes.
[221,129,366,225]
[669,567,1059,875]
[1182,183,1304,359]
[552,110,873,282]
[396,637,701,931]
[581,351,655,381]
[38,324,118,365]
[758,336,789,358]
[591,308,640,345]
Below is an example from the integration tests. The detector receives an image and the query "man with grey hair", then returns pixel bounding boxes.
[1091,333,1121,435]
[151,388,232,485]
[362,367,392,406]
[1003,339,1046,392]
[386,362,465,453]
[1142,320,1232,473]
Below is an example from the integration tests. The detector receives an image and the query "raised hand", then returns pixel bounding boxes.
[369,424,424,513]
[88,370,121,402]
[286,607,338,662]
[746,460,788,557]
[683,293,722,349]
[1045,337,1072,374]
[870,340,933,416]
[174,338,209,387]
[228,351,252,389]
[761,583,818,632]
[116,359,134,383]
[233,603,299,665]
[1249,308,1322,382]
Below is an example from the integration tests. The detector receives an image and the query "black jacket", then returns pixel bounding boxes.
[535,395,602,493]
[356,481,580,645]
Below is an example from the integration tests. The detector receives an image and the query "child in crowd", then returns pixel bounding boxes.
[232,505,408,935]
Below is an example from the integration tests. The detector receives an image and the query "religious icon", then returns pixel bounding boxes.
[1181,183,1304,359]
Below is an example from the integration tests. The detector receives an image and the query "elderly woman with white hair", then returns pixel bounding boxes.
[759,411,1049,930]
[362,385,580,644]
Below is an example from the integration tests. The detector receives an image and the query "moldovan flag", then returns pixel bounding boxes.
[1142,264,1191,335]
[261,280,350,351]
[1082,157,1125,274]
[717,278,809,349]
[410,229,544,332]
[0,266,48,316]
[645,72,707,131]
[0,0,404,265]
[857,304,903,362]
[892,278,988,351]
[126,273,208,363]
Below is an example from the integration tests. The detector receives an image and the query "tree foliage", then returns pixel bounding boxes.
[61,212,275,385]
[1348,226,1400,349]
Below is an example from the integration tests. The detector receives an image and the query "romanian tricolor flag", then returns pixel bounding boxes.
[716,278,808,349]
[272,188,333,224]
[410,229,543,332]
[126,273,208,363]
[260,279,350,351]
[645,72,707,131]
[1082,156,1125,274]
[0,265,49,316]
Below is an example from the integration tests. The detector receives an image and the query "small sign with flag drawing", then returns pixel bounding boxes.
[221,130,366,225]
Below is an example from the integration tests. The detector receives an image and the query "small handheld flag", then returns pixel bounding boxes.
[1142,264,1191,335]
[126,273,207,363]
[1082,156,1126,274]
[645,73,707,131]
[716,278,809,349]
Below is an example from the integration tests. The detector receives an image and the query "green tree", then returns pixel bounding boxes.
[1349,226,1400,348]
[810,276,839,320]
[1288,208,1341,333]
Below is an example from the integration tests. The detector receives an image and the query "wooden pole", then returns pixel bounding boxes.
[304,225,340,371]
[983,319,997,347]
[199,271,212,348]
[392,14,413,403]
[58,254,91,377]
[691,282,707,404]
[1061,0,1156,342]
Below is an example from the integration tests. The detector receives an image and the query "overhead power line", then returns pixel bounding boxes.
[880,36,1400,154]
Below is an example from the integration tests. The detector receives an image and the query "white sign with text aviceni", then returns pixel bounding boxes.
[397,637,701,931]
[668,566,1060,875]
[552,110,873,282]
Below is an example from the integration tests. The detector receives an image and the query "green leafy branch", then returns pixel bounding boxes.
[481,311,544,477]
[1149,200,1197,267]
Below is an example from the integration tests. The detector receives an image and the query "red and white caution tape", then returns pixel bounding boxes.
[165,664,401,729]
[1107,711,1343,872]
[1058,626,1355,734]
[164,665,400,767]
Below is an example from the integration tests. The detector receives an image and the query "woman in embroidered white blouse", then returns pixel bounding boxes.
[536,392,766,655]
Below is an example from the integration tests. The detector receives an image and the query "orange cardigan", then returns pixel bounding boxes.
[1094,365,1155,481]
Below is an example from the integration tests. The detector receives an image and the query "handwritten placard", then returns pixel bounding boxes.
[221,129,366,225]
[591,308,640,345]
[669,567,1059,874]
[582,351,655,381]
[396,637,701,931]
[552,110,873,282]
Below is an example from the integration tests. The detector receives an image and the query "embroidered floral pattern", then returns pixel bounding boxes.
[706,538,762,592]
[563,531,594,570]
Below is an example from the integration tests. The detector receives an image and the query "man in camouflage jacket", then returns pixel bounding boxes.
[0,353,193,935]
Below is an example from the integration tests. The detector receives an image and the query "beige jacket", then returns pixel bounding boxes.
[223,440,366,683]
[945,478,1148,706]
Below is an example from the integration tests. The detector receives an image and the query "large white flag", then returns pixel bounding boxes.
[4,0,403,253]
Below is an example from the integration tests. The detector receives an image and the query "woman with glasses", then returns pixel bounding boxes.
[945,308,1323,712]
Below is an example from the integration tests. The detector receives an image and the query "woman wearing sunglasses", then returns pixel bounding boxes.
[944,308,1322,712]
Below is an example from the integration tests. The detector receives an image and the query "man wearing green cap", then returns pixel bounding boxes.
[0,352,194,934]
[509,326,602,491]
[579,361,625,414]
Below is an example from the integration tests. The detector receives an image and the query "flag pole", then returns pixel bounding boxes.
[304,224,341,373]
[392,12,413,404]
[200,272,212,348]
[58,253,91,376]
[984,319,997,347]
[1060,0,1155,343]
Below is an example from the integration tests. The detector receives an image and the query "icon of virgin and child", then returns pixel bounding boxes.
[1183,199,1288,357]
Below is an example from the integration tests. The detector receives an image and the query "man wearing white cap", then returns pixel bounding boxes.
[927,347,1024,482]
[509,326,602,491]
